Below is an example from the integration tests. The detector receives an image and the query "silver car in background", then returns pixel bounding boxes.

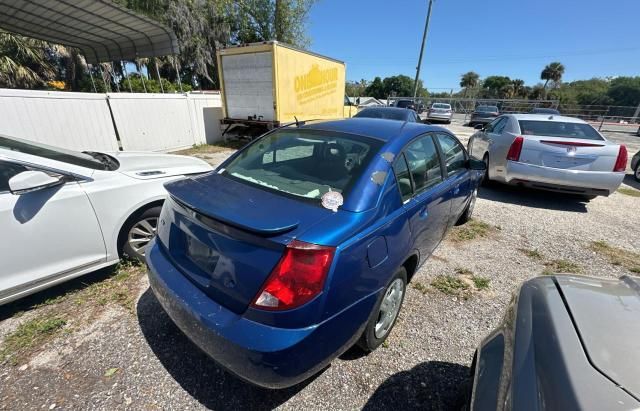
[468,114,628,197]
[426,103,453,123]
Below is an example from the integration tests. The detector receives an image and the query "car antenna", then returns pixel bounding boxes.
[294,116,300,127]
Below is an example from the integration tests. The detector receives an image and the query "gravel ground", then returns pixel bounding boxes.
[1,120,639,410]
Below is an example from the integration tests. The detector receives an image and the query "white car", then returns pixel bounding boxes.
[426,103,453,123]
[0,135,212,305]
[468,114,627,197]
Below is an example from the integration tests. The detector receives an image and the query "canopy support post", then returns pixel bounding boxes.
[122,61,133,93]
[99,64,110,92]
[155,62,165,93]
[88,64,98,93]
[173,58,183,93]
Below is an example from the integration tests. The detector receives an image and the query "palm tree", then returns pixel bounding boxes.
[0,31,54,88]
[460,71,480,97]
[511,79,525,98]
[541,62,565,98]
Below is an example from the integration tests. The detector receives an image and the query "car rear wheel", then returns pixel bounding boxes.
[481,154,491,186]
[357,268,407,352]
[120,206,162,262]
[635,162,640,182]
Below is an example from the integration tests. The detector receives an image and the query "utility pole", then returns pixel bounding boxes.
[413,0,434,98]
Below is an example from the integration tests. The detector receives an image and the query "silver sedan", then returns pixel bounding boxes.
[467,114,627,197]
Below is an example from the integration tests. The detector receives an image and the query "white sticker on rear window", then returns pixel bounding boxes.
[321,191,343,212]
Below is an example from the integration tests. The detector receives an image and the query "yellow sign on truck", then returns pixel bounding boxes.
[217,41,355,135]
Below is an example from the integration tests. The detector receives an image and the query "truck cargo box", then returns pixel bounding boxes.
[217,41,350,129]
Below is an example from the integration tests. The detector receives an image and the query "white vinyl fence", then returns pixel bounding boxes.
[0,89,224,152]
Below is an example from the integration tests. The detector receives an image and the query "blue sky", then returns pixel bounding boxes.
[307,0,640,91]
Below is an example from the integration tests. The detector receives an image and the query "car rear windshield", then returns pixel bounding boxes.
[476,106,498,112]
[222,129,383,202]
[432,103,451,109]
[355,108,407,121]
[396,100,413,108]
[518,120,604,140]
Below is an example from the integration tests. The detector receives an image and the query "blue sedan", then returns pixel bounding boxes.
[146,118,485,388]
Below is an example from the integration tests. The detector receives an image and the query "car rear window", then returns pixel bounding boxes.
[476,106,498,112]
[432,103,451,109]
[355,108,407,121]
[518,120,604,140]
[222,129,383,201]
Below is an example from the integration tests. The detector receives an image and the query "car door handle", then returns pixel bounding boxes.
[419,207,429,219]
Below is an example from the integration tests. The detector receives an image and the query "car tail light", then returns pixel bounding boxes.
[252,240,335,310]
[613,145,628,172]
[507,136,524,161]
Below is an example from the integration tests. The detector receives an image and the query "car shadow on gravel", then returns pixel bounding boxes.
[363,361,471,411]
[478,184,589,213]
[623,174,640,190]
[136,289,313,410]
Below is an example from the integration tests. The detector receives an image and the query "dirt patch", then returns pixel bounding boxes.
[590,240,640,273]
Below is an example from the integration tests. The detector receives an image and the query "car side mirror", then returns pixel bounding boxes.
[474,124,484,130]
[9,170,64,195]
[467,158,487,171]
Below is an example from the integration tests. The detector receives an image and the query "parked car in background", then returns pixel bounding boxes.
[146,118,485,388]
[469,274,640,410]
[467,114,627,197]
[426,103,453,124]
[469,105,500,127]
[393,99,416,111]
[0,135,212,305]
[530,107,561,115]
[631,149,640,182]
[354,107,420,123]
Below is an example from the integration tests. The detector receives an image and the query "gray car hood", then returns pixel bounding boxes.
[557,275,640,400]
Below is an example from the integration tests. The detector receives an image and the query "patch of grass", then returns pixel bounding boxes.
[542,259,582,275]
[617,188,640,197]
[77,262,146,313]
[0,316,67,365]
[431,275,470,298]
[518,248,544,260]
[590,240,640,273]
[472,276,490,290]
[382,340,390,349]
[412,281,429,294]
[175,141,245,156]
[448,219,498,243]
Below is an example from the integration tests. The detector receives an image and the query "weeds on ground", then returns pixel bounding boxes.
[176,141,245,156]
[590,240,640,274]
[542,259,582,275]
[74,261,146,312]
[472,276,490,290]
[454,267,473,276]
[0,316,67,365]
[617,188,640,198]
[431,275,471,299]
[412,281,429,294]
[518,248,544,260]
[448,219,498,243]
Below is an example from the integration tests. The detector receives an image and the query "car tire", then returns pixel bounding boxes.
[635,162,640,183]
[120,205,162,262]
[456,188,477,225]
[481,154,491,186]
[357,267,407,352]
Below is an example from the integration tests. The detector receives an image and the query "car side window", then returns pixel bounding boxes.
[0,161,28,193]
[492,117,507,134]
[392,153,413,202]
[436,133,467,177]
[403,135,443,194]
[484,117,501,133]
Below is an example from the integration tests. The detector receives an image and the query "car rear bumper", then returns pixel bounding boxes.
[146,239,377,389]
[427,112,452,120]
[470,117,495,125]
[505,161,625,195]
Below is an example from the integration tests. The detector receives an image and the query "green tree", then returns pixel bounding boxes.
[482,75,511,98]
[381,74,427,98]
[541,62,565,98]
[459,71,479,97]
[511,79,525,97]
[365,77,385,99]
[0,31,54,88]
[607,77,640,107]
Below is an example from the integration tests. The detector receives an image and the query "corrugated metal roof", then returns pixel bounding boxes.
[0,0,178,63]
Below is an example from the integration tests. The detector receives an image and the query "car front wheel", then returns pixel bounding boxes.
[357,267,407,352]
[120,205,162,261]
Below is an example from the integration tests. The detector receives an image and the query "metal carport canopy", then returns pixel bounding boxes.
[0,0,178,63]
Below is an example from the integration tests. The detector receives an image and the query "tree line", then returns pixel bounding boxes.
[348,62,640,108]
[0,0,315,92]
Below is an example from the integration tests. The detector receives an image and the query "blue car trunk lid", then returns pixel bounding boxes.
[159,173,333,314]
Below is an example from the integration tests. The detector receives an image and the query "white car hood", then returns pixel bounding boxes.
[109,151,212,180]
